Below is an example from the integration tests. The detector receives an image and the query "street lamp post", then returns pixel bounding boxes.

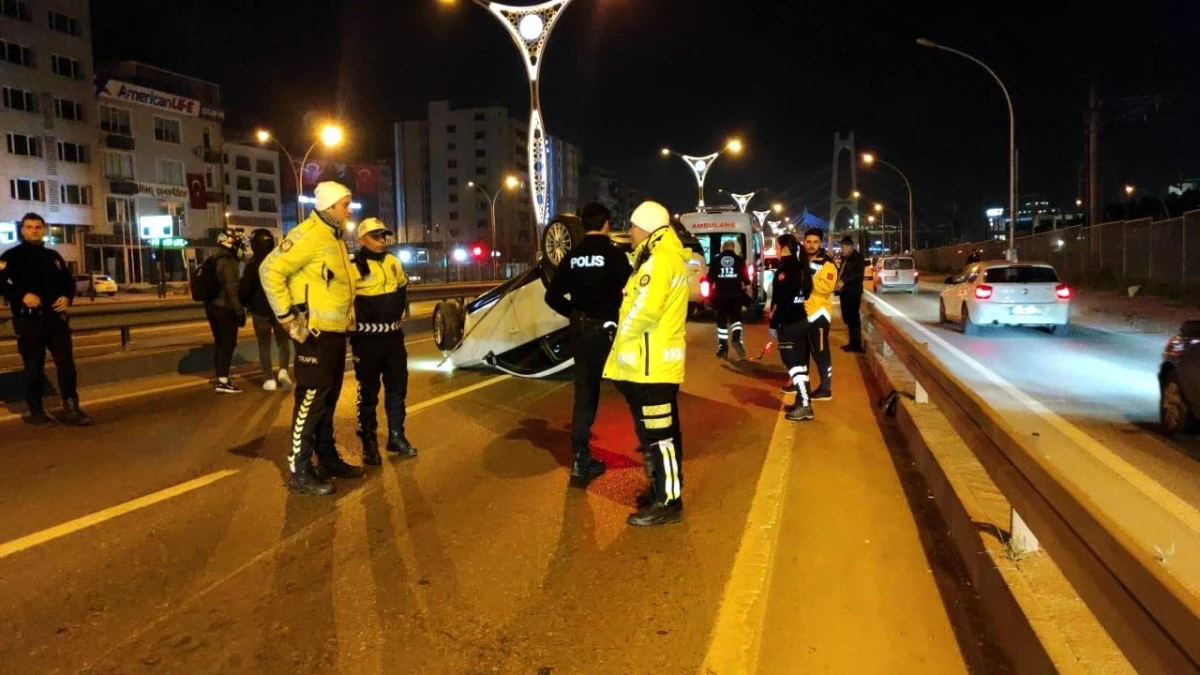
[255,124,344,228]
[917,38,1017,261]
[661,138,743,211]
[449,0,573,231]
[468,175,520,279]
[861,153,915,253]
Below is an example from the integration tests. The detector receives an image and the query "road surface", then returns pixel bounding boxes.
[0,323,1003,674]
[867,286,1200,513]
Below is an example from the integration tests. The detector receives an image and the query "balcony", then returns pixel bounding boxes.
[108,179,137,195]
[103,134,136,151]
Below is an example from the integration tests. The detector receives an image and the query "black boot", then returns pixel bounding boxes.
[59,398,94,427]
[23,405,56,427]
[732,338,746,358]
[568,453,606,488]
[786,404,815,422]
[716,345,728,359]
[627,500,683,527]
[313,445,366,479]
[635,488,655,510]
[289,466,336,496]
[387,431,418,458]
[361,434,382,466]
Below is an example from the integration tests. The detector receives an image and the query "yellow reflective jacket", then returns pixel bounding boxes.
[805,250,838,323]
[603,226,690,384]
[352,251,408,333]
[260,212,356,333]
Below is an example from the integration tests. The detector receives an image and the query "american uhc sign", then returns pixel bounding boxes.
[99,79,199,117]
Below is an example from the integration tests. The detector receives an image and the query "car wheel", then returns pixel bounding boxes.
[540,214,585,270]
[938,299,948,325]
[962,306,980,336]
[1160,370,1197,437]
[433,301,464,352]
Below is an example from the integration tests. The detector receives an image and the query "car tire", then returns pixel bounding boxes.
[938,300,948,325]
[1160,370,1197,437]
[962,306,980,336]
[432,301,464,352]
[540,214,585,271]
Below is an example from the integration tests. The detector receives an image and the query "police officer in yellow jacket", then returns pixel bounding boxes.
[351,218,417,466]
[260,181,364,496]
[603,201,690,527]
[802,228,838,400]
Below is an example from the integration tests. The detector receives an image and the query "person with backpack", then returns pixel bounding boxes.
[201,229,247,393]
[239,229,291,391]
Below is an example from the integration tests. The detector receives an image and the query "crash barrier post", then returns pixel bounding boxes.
[865,302,1200,673]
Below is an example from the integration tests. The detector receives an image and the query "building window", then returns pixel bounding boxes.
[475,149,487,158]
[258,197,277,213]
[205,166,216,189]
[474,112,486,121]
[447,160,458,169]
[447,142,457,151]
[6,133,43,157]
[236,176,252,190]
[57,141,89,163]
[153,117,182,144]
[235,155,250,170]
[105,195,135,228]
[477,201,487,212]
[2,87,37,112]
[0,1,33,21]
[448,177,458,186]
[157,158,184,186]
[257,178,275,193]
[474,130,485,140]
[60,184,92,205]
[47,10,80,36]
[102,151,135,180]
[237,196,253,210]
[255,159,274,174]
[99,106,132,135]
[54,98,85,122]
[50,54,82,79]
[9,178,45,202]
[448,193,459,203]
[446,124,456,134]
[475,167,487,176]
[201,126,213,150]
[223,172,229,185]
[477,218,488,228]
[0,40,35,67]
[449,211,459,220]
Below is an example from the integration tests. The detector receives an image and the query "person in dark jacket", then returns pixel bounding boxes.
[837,235,866,352]
[351,218,417,465]
[0,212,92,426]
[769,233,814,422]
[205,229,246,393]
[240,229,292,391]
[706,240,751,358]
[544,202,633,488]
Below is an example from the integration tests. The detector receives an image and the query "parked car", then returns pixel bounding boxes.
[872,255,919,294]
[1160,319,1200,437]
[938,261,1071,335]
[74,273,118,296]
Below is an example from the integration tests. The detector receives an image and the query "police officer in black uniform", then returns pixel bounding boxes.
[707,240,751,358]
[0,212,93,426]
[769,233,814,421]
[544,203,633,488]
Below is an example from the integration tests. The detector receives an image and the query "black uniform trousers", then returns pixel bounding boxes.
[777,320,812,408]
[289,332,347,474]
[842,288,863,349]
[614,380,683,505]
[351,332,408,438]
[205,305,240,379]
[712,297,744,349]
[569,319,613,459]
[808,315,833,392]
[14,312,78,412]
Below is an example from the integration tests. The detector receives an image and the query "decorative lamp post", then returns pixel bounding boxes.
[661,138,743,211]
[730,191,756,212]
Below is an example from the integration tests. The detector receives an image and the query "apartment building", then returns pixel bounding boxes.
[223,139,282,239]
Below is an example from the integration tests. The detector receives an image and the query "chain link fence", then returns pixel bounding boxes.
[912,210,1200,299]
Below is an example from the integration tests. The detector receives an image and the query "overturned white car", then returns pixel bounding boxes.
[431,213,706,378]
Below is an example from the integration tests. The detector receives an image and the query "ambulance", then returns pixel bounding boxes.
[679,208,767,317]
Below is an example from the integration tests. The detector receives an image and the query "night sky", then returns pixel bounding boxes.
[93,0,1199,240]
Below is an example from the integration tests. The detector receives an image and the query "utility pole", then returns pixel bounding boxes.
[1088,82,1100,227]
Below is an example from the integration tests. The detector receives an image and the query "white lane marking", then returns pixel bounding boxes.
[0,335,439,425]
[702,404,797,675]
[0,469,240,560]
[867,292,1200,534]
[407,374,512,415]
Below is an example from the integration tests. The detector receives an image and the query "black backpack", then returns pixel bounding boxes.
[190,256,222,303]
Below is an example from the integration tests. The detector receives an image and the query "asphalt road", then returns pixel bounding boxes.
[0,323,999,674]
[867,286,1200,513]
[0,300,440,371]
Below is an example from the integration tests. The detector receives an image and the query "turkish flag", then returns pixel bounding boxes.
[354,165,379,195]
[301,161,324,188]
[187,174,207,209]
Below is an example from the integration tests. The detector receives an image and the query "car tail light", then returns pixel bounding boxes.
[1055,284,1072,300]
[700,279,711,299]
[914,271,920,279]
[974,284,993,300]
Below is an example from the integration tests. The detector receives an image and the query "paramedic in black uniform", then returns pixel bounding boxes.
[707,240,751,358]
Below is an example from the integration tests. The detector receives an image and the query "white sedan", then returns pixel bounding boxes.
[939,261,1072,336]
[74,274,118,296]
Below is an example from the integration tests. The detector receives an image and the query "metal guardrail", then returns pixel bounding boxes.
[0,281,495,344]
[866,302,1200,674]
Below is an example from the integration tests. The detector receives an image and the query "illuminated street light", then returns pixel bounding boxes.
[873,203,883,213]
[320,124,344,148]
[860,151,916,252]
[852,190,861,199]
[1124,184,1136,196]
[447,0,574,231]
[661,137,745,211]
[1075,198,1084,207]
[255,122,347,225]
[752,210,770,229]
[772,202,783,213]
[255,129,270,144]
[730,192,756,212]
[468,174,521,278]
